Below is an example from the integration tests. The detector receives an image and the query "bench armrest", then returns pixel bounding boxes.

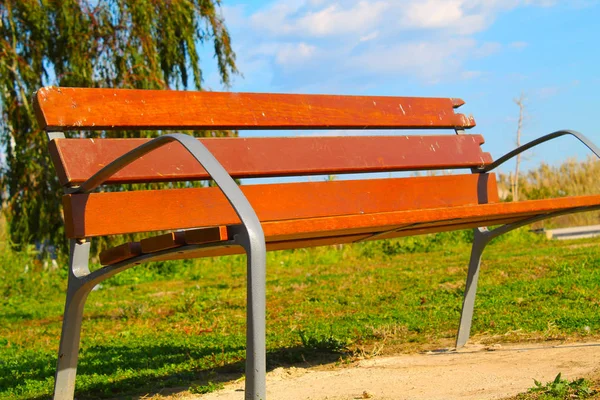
[474,130,600,173]
[70,133,264,248]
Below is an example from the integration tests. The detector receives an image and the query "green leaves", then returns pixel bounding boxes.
[527,373,596,399]
[0,1,238,254]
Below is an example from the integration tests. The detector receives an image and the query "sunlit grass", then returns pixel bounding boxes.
[1,229,600,399]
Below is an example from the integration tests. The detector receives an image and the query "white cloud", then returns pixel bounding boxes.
[295,2,388,36]
[226,0,562,89]
[359,31,379,42]
[250,1,388,37]
[346,38,476,83]
[275,43,317,67]
[474,42,502,58]
[525,0,558,6]
[403,0,478,30]
[249,3,303,36]
[461,70,484,80]
[510,41,529,49]
[248,0,524,38]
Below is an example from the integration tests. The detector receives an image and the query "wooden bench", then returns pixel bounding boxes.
[34,87,600,400]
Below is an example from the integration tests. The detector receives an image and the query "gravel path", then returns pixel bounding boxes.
[188,341,600,400]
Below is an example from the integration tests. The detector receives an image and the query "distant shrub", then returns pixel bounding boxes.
[499,156,600,228]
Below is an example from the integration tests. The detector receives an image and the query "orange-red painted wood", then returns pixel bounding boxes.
[103,233,374,265]
[48,135,492,186]
[98,242,142,266]
[276,215,526,242]
[98,215,531,265]
[183,226,230,245]
[63,174,499,237]
[99,214,523,265]
[98,194,598,263]
[140,226,229,253]
[369,216,527,241]
[257,196,600,242]
[140,231,187,254]
[34,87,476,131]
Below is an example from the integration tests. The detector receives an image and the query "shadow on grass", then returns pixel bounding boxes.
[3,342,347,400]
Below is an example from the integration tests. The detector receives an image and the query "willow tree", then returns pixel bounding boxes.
[0,0,238,254]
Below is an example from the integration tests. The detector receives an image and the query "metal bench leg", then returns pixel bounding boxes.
[456,228,490,348]
[53,239,92,400]
[454,207,600,348]
[235,229,267,400]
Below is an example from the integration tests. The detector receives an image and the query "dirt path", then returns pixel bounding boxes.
[177,341,600,400]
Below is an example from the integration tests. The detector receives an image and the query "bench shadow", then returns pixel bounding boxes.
[425,341,600,356]
[9,343,346,400]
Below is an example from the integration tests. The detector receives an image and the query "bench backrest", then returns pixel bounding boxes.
[35,87,476,131]
[33,87,496,238]
[48,135,491,186]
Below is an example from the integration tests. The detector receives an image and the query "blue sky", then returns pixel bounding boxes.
[201,0,600,175]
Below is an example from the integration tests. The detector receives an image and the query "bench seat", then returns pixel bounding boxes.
[98,192,600,265]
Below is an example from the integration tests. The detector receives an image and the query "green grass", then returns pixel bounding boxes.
[511,373,599,399]
[189,380,225,395]
[2,229,600,399]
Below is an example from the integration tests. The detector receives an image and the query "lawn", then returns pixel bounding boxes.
[1,229,600,399]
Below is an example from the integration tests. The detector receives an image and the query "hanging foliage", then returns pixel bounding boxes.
[0,0,238,254]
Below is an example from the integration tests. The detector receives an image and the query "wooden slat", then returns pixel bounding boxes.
[140,231,186,253]
[98,194,600,263]
[144,234,375,263]
[63,174,499,237]
[98,242,142,266]
[369,216,528,241]
[263,214,525,242]
[141,226,229,253]
[34,87,476,131]
[104,215,520,265]
[99,210,584,265]
[256,196,600,242]
[100,232,371,266]
[48,135,493,186]
[105,215,529,265]
[183,226,229,246]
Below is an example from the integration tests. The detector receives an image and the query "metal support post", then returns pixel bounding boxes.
[453,209,597,348]
[53,239,93,400]
[456,228,491,348]
[233,227,267,400]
